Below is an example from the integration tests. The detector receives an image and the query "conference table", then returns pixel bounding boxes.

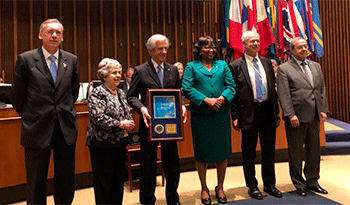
[0,102,325,203]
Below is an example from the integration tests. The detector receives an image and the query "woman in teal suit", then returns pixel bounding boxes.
[182,36,236,204]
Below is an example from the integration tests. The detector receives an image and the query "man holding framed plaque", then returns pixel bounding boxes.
[127,34,187,205]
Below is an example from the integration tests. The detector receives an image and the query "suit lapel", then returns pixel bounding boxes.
[163,62,172,88]
[290,58,313,87]
[147,59,162,88]
[55,50,68,88]
[308,61,318,86]
[260,57,271,91]
[240,57,253,89]
[34,48,55,85]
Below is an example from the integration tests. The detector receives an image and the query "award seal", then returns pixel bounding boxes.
[154,124,164,134]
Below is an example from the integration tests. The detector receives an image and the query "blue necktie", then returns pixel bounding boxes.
[253,58,263,103]
[157,65,163,87]
[49,55,58,83]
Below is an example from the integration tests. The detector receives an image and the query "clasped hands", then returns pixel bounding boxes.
[120,119,136,131]
[204,96,226,111]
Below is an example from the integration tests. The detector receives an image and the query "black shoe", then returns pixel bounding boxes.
[264,186,283,198]
[307,185,328,194]
[201,189,211,205]
[296,188,307,197]
[248,187,263,200]
[215,186,227,204]
[201,197,211,205]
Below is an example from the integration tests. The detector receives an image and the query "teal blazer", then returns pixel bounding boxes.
[182,59,236,113]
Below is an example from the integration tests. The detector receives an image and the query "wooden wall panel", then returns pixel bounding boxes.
[61,1,75,54]
[16,1,31,55]
[0,0,220,83]
[1,0,350,123]
[102,1,115,61]
[75,1,89,82]
[128,1,140,68]
[115,1,128,70]
[313,0,350,123]
[90,0,102,80]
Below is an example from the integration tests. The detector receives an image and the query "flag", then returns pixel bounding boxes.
[295,0,314,52]
[229,0,244,59]
[256,0,276,56]
[266,0,276,55]
[242,0,256,31]
[282,0,297,56]
[222,0,230,49]
[310,0,324,58]
[277,0,285,58]
[302,0,315,51]
[292,0,306,39]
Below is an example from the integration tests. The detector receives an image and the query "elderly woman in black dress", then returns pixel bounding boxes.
[87,58,135,205]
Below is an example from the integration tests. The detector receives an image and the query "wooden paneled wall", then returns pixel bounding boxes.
[1,0,350,123]
[0,0,221,84]
[312,1,350,123]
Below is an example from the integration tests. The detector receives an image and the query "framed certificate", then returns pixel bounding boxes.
[146,88,184,142]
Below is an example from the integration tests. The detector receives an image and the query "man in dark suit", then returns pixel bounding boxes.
[277,37,329,197]
[229,31,282,200]
[11,19,80,205]
[127,34,186,205]
[123,67,134,94]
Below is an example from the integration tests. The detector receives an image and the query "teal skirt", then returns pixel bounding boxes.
[191,111,232,163]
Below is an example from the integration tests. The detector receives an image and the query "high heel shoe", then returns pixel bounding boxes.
[201,189,211,205]
[215,186,227,204]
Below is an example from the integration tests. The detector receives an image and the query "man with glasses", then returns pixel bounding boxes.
[277,37,329,197]
[11,19,80,204]
[229,31,282,200]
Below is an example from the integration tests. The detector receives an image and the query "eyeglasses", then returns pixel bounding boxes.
[45,30,63,36]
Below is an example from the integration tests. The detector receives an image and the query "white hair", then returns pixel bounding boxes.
[241,30,260,44]
[97,58,122,82]
[146,34,170,51]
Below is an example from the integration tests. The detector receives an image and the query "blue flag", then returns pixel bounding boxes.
[310,0,324,58]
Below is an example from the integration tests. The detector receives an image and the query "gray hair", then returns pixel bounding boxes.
[271,59,278,65]
[146,34,169,52]
[173,62,184,68]
[290,37,305,50]
[241,30,259,44]
[97,58,122,83]
[39,19,64,33]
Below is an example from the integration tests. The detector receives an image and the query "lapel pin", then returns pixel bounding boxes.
[63,63,67,68]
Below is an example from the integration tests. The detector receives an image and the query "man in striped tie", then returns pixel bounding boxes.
[229,30,282,200]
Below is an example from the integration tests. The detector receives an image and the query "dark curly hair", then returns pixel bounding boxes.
[193,36,218,60]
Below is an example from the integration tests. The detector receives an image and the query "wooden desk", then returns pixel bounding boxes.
[0,102,325,190]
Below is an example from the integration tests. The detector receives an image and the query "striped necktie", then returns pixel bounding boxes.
[301,62,313,86]
[253,58,263,103]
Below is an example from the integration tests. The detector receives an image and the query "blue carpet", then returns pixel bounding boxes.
[214,191,341,204]
[325,118,350,142]
[322,118,350,155]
